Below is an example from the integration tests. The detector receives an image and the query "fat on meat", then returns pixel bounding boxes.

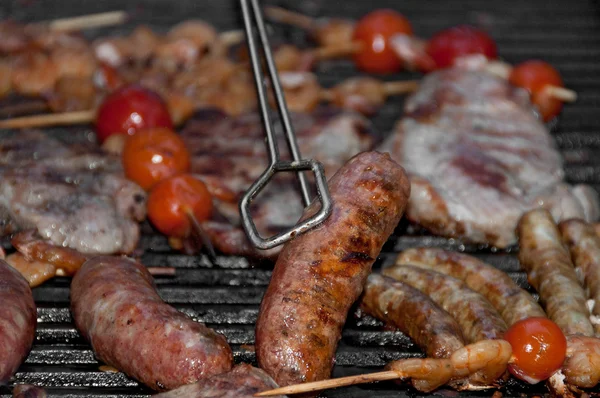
[180,107,376,258]
[379,68,600,248]
[0,130,146,254]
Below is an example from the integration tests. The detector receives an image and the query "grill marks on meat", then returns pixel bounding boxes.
[382,264,507,343]
[0,131,146,254]
[361,274,465,359]
[153,364,287,398]
[180,107,375,257]
[380,68,600,248]
[0,259,36,382]
[255,151,410,388]
[70,256,233,391]
[397,248,546,326]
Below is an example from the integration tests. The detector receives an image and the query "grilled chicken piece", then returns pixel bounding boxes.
[380,68,599,248]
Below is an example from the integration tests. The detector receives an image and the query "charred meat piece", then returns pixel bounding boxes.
[154,364,287,398]
[256,151,410,388]
[0,131,146,254]
[380,68,600,248]
[180,107,376,258]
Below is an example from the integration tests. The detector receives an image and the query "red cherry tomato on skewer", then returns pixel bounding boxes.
[426,25,497,69]
[352,9,413,74]
[95,84,173,143]
[122,128,191,191]
[504,317,567,384]
[509,60,564,121]
[147,174,213,238]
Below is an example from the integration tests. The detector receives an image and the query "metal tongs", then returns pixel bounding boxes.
[239,0,332,250]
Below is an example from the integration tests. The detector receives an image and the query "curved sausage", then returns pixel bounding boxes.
[559,219,600,334]
[154,364,287,398]
[361,273,465,358]
[0,259,36,382]
[396,248,546,326]
[517,209,594,336]
[382,265,507,343]
[70,256,233,391]
[255,151,411,387]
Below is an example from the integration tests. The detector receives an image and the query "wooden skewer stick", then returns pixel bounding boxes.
[254,370,402,397]
[186,209,218,264]
[319,79,419,102]
[485,60,577,102]
[0,109,95,129]
[48,11,128,32]
[219,30,246,47]
[147,266,177,276]
[264,6,317,31]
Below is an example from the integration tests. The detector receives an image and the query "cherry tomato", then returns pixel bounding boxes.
[509,60,564,121]
[352,9,413,74]
[147,174,213,238]
[95,84,173,143]
[122,128,190,191]
[426,25,497,69]
[504,317,567,384]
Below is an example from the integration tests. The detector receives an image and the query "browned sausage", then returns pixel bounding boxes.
[517,209,594,336]
[255,151,411,387]
[0,259,36,382]
[70,256,233,391]
[153,364,287,398]
[382,265,507,343]
[361,273,465,358]
[559,219,600,334]
[396,248,546,326]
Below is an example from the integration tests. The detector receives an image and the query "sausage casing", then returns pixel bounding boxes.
[255,151,411,387]
[70,256,233,391]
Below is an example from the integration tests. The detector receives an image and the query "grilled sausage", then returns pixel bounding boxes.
[361,273,465,358]
[396,248,546,326]
[255,151,411,387]
[0,259,36,382]
[70,256,233,391]
[154,364,287,398]
[12,385,47,398]
[559,219,600,334]
[517,209,594,336]
[382,265,507,343]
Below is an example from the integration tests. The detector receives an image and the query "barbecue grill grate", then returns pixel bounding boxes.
[1,0,599,396]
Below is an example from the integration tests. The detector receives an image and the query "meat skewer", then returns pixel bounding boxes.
[559,219,600,334]
[517,209,594,337]
[0,74,418,130]
[255,151,410,388]
[395,248,546,326]
[8,230,174,287]
[517,209,600,394]
[70,256,233,391]
[255,339,513,396]
[264,7,576,120]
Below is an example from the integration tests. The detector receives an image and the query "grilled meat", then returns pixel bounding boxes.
[0,130,146,254]
[380,68,600,248]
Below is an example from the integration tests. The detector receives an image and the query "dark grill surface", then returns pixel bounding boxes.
[1,0,600,396]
